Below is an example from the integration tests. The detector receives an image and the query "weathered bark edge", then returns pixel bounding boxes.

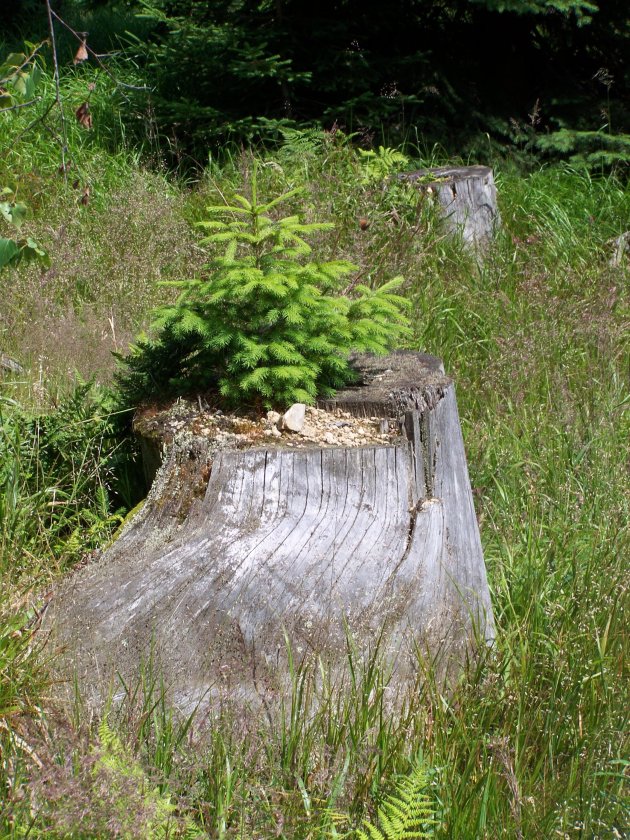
[399,165,501,249]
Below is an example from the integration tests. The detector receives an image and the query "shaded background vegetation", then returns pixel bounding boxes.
[2,0,629,169]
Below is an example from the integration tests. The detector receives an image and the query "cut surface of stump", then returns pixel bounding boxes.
[401,165,501,248]
[44,352,494,713]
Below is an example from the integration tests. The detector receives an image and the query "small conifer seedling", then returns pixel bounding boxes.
[121,173,410,409]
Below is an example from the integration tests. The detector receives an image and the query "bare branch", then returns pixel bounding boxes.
[0,98,41,114]
[44,0,68,180]
[0,6,147,168]
[50,10,150,93]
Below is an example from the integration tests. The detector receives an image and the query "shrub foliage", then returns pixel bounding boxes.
[119,175,410,408]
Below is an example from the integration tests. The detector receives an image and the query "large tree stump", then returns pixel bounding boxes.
[401,165,501,248]
[44,352,494,712]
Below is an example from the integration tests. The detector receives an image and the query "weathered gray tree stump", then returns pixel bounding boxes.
[0,352,24,375]
[401,165,501,248]
[44,352,494,713]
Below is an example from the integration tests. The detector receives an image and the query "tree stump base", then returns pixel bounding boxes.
[44,352,494,713]
[401,165,501,248]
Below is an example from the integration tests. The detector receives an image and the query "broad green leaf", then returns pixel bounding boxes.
[13,72,28,97]
[0,201,12,225]
[22,236,50,267]
[24,64,42,98]
[0,53,26,79]
[8,202,27,229]
[0,238,19,269]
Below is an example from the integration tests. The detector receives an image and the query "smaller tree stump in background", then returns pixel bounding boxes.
[401,165,501,249]
[0,352,24,375]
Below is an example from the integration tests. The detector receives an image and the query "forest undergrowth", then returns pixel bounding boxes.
[0,118,628,837]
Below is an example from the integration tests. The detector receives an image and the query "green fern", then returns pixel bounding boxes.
[357,762,437,840]
[279,126,327,161]
[95,717,205,839]
[359,146,409,183]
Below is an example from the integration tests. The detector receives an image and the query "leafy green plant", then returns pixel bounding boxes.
[0,603,44,734]
[2,127,629,837]
[93,716,199,839]
[279,126,328,161]
[0,43,45,110]
[120,173,410,408]
[0,384,138,582]
[22,713,204,839]
[0,45,50,270]
[474,0,597,19]
[357,761,437,839]
[359,146,409,183]
[0,600,47,839]
[0,187,48,270]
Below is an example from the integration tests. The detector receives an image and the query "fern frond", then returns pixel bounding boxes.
[279,127,326,160]
[97,717,123,756]
[356,762,437,839]
[357,823,386,840]
[359,146,409,183]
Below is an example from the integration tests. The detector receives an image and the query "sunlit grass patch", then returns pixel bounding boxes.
[0,139,627,836]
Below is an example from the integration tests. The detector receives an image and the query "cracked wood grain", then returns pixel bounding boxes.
[400,165,501,248]
[45,352,494,713]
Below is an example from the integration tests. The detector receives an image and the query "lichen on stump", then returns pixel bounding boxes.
[44,352,494,713]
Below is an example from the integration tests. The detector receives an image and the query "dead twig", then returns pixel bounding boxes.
[50,10,149,94]
[0,98,41,114]
[44,0,68,180]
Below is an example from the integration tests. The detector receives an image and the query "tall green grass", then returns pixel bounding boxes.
[0,384,141,585]
[0,60,198,392]
[1,134,628,837]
